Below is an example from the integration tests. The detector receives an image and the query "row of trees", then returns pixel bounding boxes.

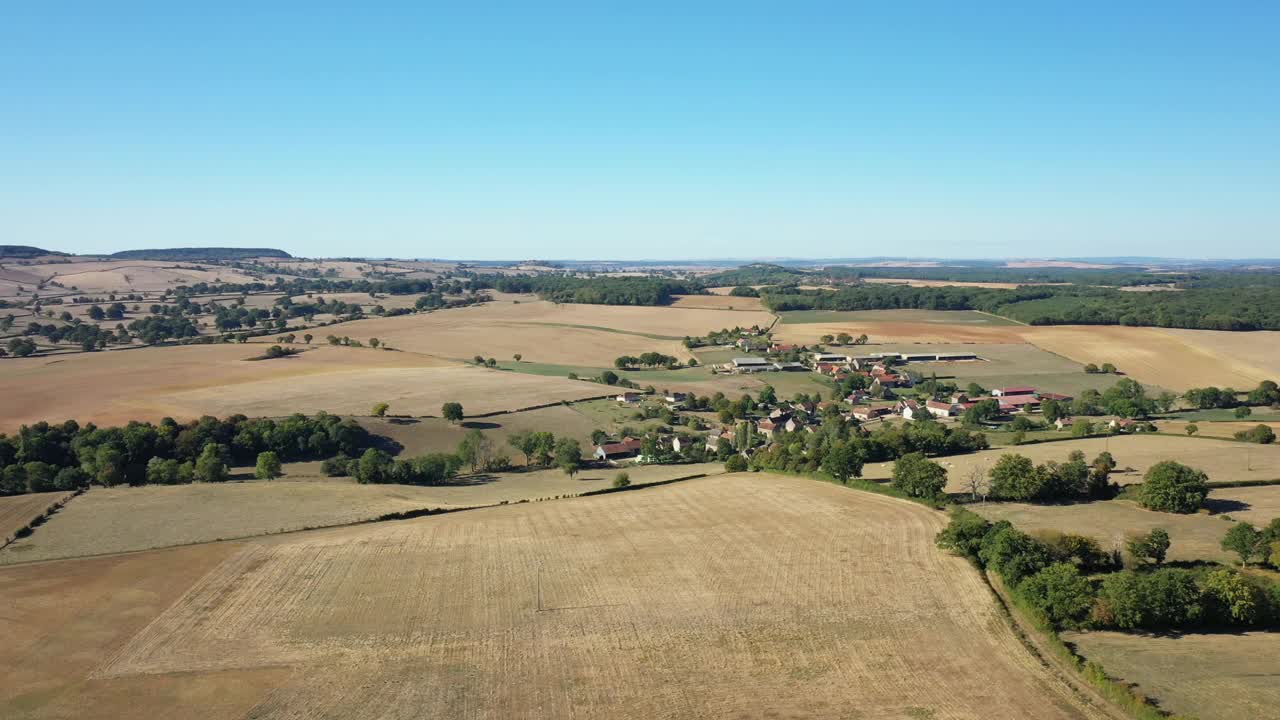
[0,413,377,495]
[937,509,1280,631]
[614,353,680,370]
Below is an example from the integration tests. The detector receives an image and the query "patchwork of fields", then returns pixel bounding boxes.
[0,475,1108,719]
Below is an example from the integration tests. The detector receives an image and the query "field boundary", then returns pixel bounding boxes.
[1,488,83,550]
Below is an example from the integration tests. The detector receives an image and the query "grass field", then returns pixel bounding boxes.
[0,464,724,564]
[1062,631,1280,720]
[861,434,1280,491]
[1159,419,1280,439]
[1203,484,1280,525]
[886,342,1133,397]
[359,405,602,456]
[972,499,1236,564]
[0,492,72,543]
[668,293,768,312]
[0,474,1108,719]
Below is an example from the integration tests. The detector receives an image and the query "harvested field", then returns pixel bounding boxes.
[1018,326,1274,392]
[778,308,1022,326]
[1160,328,1280,380]
[1160,419,1280,439]
[863,277,1058,290]
[0,492,72,543]
[972,500,1236,564]
[24,260,266,293]
[1063,631,1280,720]
[323,300,776,366]
[667,293,767,312]
[0,542,252,719]
[0,344,605,432]
[861,435,1280,491]
[0,464,724,564]
[0,474,1108,719]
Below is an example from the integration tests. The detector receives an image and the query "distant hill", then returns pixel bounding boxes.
[109,247,292,261]
[701,263,812,286]
[0,245,66,258]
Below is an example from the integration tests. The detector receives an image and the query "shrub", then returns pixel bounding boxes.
[724,455,748,472]
[935,508,992,559]
[612,472,631,489]
[321,454,352,477]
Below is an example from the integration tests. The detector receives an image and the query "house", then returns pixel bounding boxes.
[769,408,791,420]
[925,400,960,418]
[852,406,890,422]
[992,386,1036,397]
[594,437,643,462]
[735,337,767,351]
[845,390,868,404]
[998,394,1041,413]
[756,418,780,438]
[731,357,771,373]
[815,362,839,375]
[664,392,688,404]
[949,393,970,404]
[615,392,640,403]
[1038,392,1073,403]
[1109,418,1150,432]
[705,430,734,453]
[770,342,799,353]
[897,399,922,419]
[1054,418,1074,430]
[783,417,805,433]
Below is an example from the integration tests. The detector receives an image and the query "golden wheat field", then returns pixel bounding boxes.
[0,344,607,432]
[1062,631,1280,720]
[0,475,1110,720]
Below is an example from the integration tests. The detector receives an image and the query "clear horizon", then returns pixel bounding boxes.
[4,3,1277,259]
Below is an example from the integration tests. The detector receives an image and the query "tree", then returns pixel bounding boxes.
[1083,363,1099,374]
[371,402,389,417]
[1185,423,1199,436]
[1138,461,1209,513]
[1221,522,1264,565]
[1235,405,1253,419]
[724,454,748,472]
[961,398,1000,426]
[1126,528,1170,565]
[304,333,313,344]
[554,437,581,475]
[1234,424,1276,444]
[601,370,620,385]
[1018,563,1095,626]
[891,452,947,499]
[354,448,393,483]
[513,353,522,362]
[255,451,282,480]
[612,472,631,489]
[988,454,1042,500]
[1201,569,1262,624]
[457,430,494,473]
[441,402,464,423]
[822,442,865,484]
[820,334,834,344]
[369,337,380,349]
[87,304,106,321]
[935,508,992,558]
[194,443,230,482]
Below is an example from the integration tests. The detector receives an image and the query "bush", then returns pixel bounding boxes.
[255,451,283,480]
[1234,424,1276,444]
[612,472,631,489]
[321,454,351,477]
[724,455,748,472]
[1138,461,1209,513]
[935,508,992,559]
[979,523,1053,585]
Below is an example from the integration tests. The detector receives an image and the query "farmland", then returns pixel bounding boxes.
[0,463,723,564]
[0,344,610,432]
[667,293,767,311]
[861,434,1280,491]
[0,474,1108,719]
[0,492,72,544]
[1062,631,1280,720]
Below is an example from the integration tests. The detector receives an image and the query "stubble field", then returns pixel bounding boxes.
[0,463,724,564]
[0,344,607,432]
[0,474,1108,720]
[0,492,73,543]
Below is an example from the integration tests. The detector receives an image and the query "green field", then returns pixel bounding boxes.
[901,343,1159,397]
[1162,408,1280,422]
[778,309,1021,326]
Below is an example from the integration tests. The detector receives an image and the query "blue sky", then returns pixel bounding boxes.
[2,2,1277,259]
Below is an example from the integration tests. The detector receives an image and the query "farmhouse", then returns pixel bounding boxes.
[998,394,1041,413]
[1054,418,1074,430]
[897,399,922,419]
[925,400,961,418]
[992,386,1036,397]
[664,392,688,404]
[615,392,641,403]
[1038,392,1073,402]
[704,429,734,452]
[852,406,890,422]
[770,342,799,353]
[756,418,782,438]
[593,437,643,462]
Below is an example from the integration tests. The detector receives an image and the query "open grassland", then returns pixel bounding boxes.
[972,500,1236,564]
[862,277,1063,290]
[0,344,605,432]
[0,492,72,543]
[1062,631,1280,720]
[22,259,267,293]
[667,293,768,312]
[0,474,1107,719]
[0,464,724,564]
[885,343,1133,396]
[358,405,600,456]
[861,434,1280,491]
[1203,484,1280,525]
[1159,419,1280,439]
